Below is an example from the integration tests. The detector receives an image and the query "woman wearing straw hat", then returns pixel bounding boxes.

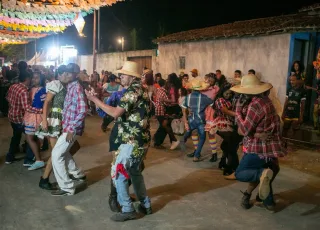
[229,74,287,212]
[85,61,152,222]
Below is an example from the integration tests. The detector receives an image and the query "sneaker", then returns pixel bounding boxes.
[28,161,45,171]
[137,204,152,215]
[5,156,18,165]
[241,191,252,209]
[170,141,180,150]
[23,160,35,167]
[109,195,121,213]
[39,177,58,191]
[209,154,218,162]
[187,151,195,158]
[69,174,87,182]
[110,211,137,222]
[259,169,273,200]
[51,189,74,196]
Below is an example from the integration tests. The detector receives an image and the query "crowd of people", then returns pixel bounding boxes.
[2,58,308,222]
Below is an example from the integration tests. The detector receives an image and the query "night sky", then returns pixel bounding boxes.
[30,0,318,57]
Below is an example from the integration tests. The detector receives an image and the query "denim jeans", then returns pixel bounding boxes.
[6,122,34,163]
[235,153,280,206]
[184,116,206,158]
[115,159,151,213]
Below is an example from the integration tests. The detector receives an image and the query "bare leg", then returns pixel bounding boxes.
[42,137,57,179]
[26,134,41,161]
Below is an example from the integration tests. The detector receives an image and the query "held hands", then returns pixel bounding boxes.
[184,122,190,131]
[66,131,75,143]
[42,120,48,132]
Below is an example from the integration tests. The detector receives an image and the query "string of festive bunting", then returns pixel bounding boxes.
[1,9,93,21]
[1,0,120,15]
[0,15,73,27]
[0,21,66,33]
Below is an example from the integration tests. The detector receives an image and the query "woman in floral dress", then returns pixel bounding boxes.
[36,66,67,190]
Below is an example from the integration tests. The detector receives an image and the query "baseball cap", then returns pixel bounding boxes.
[65,63,80,74]
[57,65,67,75]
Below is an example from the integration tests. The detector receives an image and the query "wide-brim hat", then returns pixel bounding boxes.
[185,78,210,91]
[230,74,273,95]
[116,61,141,78]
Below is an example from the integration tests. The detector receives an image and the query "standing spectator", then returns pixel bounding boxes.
[282,74,306,134]
[190,69,199,78]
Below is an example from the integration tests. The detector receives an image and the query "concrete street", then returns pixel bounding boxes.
[0,116,320,230]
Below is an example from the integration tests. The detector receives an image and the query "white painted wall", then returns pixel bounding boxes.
[157,34,291,114]
[77,49,156,75]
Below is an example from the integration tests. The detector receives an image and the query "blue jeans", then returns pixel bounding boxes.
[6,122,34,163]
[115,159,151,213]
[235,153,280,206]
[184,116,206,158]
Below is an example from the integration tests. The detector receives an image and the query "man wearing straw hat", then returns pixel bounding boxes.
[229,74,287,212]
[86,61,152,222]
[182,78,213,162]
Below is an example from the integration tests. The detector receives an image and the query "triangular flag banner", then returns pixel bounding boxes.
[74,13,85,37]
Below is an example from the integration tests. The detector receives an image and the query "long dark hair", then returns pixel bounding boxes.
[167,73,182,102]
[217,75,230,89]
[217,85,233,100]
[167,73,182,89]
[291,61,305,73]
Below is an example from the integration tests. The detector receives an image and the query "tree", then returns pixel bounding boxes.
[0,44,25,63]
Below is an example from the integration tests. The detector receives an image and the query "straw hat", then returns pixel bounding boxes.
[230,74,273,95]
[185,78,210,91]
[116,61,141,78]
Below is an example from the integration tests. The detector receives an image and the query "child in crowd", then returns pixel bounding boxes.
[202,74,220,162]
[24,71,47,171]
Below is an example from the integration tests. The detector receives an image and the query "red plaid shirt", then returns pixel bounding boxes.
[155,87,168,116]
[62,81,88,136]
[235,96,287,159]
[6,83,42,124]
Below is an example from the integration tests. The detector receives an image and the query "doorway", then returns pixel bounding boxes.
[127,56,152,74]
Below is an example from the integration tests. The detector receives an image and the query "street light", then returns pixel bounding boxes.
[118,37,124,51]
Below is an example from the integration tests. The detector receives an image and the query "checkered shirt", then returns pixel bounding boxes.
[62,81,88,136]
[235,96,287,159]
[6,83,42,124]
[155,87,168,116]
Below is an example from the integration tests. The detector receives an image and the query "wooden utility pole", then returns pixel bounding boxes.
[98,9,101,53]
[93,10,97,72]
